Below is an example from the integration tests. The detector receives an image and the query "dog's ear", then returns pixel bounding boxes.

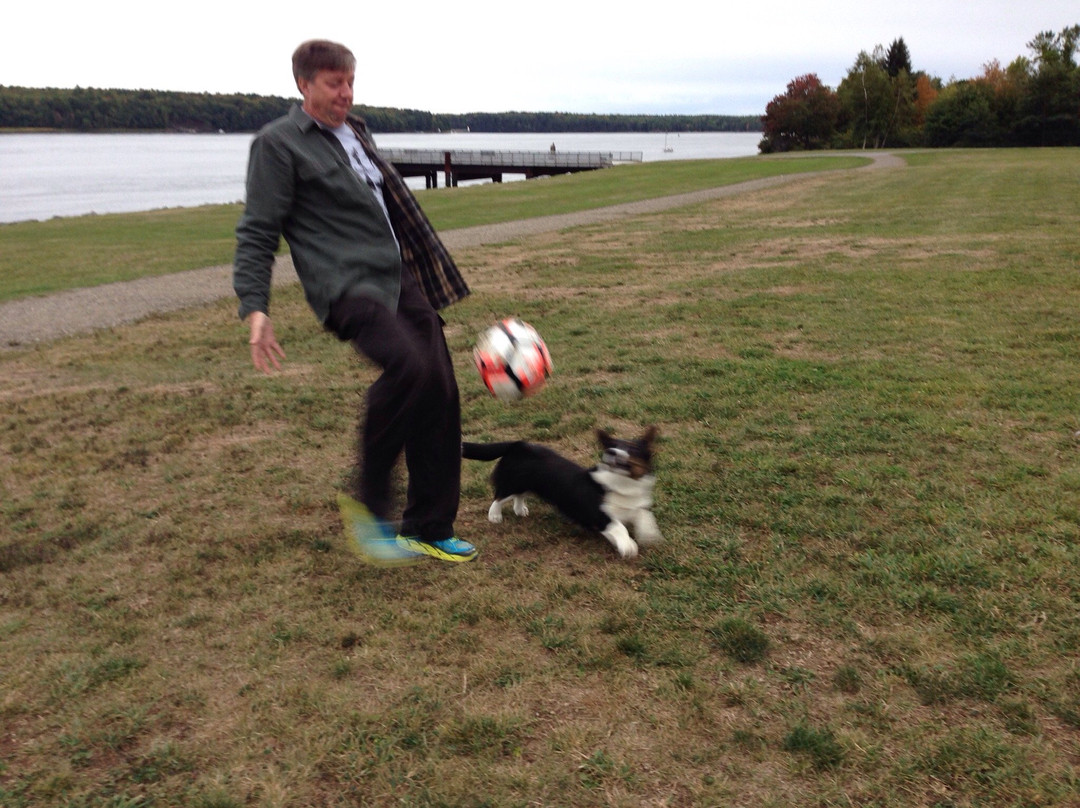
[596,429,615,448]
[641,425,659,447]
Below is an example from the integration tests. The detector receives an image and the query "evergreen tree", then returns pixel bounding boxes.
[1015,25,1080,145]
[882,38,913,78]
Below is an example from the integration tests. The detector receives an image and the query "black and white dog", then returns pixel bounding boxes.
[462,427,662,559]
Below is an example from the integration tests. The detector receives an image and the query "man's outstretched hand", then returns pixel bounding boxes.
[247,311,286,373]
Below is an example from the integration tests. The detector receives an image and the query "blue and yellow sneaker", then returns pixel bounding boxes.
[396,535,479,563]
[337,493,426,567]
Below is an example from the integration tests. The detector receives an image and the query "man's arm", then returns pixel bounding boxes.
[234,130,294,372]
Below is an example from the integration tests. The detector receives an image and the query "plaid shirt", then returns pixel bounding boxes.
[346,116,470,312]
[234,105,469,323]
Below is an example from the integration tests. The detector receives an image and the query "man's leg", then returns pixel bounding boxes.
[327,289,430,523]
[393,275,462,541]
[326,272,464,545]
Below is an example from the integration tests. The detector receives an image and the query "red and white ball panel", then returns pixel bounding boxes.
[473,318,553,402]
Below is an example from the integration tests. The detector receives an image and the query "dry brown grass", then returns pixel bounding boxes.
[3,150,1080,806]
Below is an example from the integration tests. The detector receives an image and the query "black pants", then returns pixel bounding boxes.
[326,270,461,541]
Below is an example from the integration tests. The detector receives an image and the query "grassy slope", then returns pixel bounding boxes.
[1,149,1079,807]
[0,155,864,302]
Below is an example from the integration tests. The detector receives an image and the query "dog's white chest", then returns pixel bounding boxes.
[591,469,655,520]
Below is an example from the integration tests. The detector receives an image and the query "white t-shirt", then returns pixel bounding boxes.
[327,123,396,237]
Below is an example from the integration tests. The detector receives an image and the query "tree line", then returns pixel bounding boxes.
[760,24,1080,152]
[0,85,759,134]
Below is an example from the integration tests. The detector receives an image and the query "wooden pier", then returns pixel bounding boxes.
[381,148,643,188]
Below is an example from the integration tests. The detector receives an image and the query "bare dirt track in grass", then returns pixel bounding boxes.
[0,154,897,350]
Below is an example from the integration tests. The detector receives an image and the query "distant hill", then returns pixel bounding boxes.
[0,86,761,133]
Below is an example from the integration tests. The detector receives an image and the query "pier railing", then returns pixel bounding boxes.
[382,148,642,168]
[381,148,643,187]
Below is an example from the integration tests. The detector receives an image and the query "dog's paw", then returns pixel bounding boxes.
[613,537,639,559]
[512,496,529,517]
[487,501,504,523]
[602,522,639,559]
[635,526,663,547]
[634,513,663,547]
[636,532,663,547]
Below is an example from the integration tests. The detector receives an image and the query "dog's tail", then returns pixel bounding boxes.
[461,441,518,462]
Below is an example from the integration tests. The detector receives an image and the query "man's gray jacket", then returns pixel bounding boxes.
[233,105,469,324]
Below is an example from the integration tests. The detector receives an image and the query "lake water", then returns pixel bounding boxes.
[0,130,762,224]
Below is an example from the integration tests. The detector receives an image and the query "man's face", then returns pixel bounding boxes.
[299,68,354,128]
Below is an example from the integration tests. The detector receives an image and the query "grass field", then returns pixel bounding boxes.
[0,155,864,303]
[2,149,1079,807]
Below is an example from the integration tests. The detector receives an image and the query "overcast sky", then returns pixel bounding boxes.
[3,1,1076,116]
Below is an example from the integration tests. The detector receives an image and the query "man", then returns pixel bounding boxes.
[233,39,476,565]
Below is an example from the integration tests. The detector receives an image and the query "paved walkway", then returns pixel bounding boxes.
[0,153,901,350]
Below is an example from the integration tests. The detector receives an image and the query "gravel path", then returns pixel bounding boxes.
[0,154,901,350]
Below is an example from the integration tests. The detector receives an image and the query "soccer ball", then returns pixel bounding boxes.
[473,318,553,402]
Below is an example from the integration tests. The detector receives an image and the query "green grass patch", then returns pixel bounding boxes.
[0,204,242,301]
[417,154,868,230]
[2,148,1079,806]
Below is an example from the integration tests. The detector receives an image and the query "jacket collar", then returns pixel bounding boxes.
[288,103,369,139]
[289,103,320,133]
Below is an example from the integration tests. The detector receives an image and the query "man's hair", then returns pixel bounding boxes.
[292,40,356,85]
